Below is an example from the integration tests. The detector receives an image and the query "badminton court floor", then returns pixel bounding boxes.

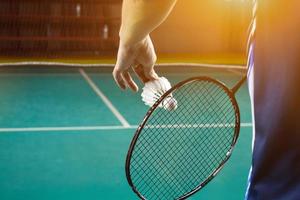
[0,66,252,200]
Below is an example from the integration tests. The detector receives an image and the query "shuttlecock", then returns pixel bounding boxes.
[162,95,178,111]
[141,77,177,111]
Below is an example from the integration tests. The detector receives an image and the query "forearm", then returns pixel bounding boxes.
[120,0,177,46]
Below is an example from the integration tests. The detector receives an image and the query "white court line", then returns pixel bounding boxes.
[227,68,245,76]
[79,68,131,128]
[0,126,137,133]
[0,123,252,133]
[146,123,253,129]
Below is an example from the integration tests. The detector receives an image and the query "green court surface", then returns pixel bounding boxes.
[0,66,252,200]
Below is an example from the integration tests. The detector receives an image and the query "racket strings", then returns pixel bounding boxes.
[130,80,237,200]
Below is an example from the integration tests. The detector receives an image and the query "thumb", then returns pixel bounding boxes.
[143,64,159,80]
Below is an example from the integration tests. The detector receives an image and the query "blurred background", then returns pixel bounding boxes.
[0,0,252,64]
[0,1,253,200]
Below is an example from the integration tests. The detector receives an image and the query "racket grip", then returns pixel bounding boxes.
[133,64,151,84]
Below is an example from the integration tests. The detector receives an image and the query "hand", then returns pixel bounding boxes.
[113,35,158,92]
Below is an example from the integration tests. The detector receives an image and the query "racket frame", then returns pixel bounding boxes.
[126,76,243,200]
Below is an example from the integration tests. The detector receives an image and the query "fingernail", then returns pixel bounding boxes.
[131,86,138,92]
[120,85,126,90]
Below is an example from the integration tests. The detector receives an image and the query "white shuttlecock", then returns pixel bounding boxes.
[141,77,178,111]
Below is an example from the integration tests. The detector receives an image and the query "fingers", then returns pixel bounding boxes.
[113,35,158,91]
[113,67,139,92]
[123,71,139,92]
[137,59,158,81]
[113,43,136,91]
[133,64,150,84]
[136,36,158,80]
[143,65,159,80]
[112,68,126,90]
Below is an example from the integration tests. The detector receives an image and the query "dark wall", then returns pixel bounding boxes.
[0,0,252,58]
[0,0,122,57]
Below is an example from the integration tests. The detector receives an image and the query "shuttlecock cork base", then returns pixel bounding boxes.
[162,96,178,111]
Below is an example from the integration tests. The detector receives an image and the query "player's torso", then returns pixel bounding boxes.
[253,0,300,125]
[247,1,300,199]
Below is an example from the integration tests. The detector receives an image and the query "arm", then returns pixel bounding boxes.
[113,0,177,91]
[120,0,177,46]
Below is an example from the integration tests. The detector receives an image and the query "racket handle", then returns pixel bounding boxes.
[133,64,151,84]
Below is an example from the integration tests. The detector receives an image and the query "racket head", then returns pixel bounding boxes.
[126,76,241,200]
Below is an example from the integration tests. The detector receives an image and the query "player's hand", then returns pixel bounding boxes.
[113,35,158,92]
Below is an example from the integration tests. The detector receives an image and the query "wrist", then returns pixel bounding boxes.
[119,34,148,51]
